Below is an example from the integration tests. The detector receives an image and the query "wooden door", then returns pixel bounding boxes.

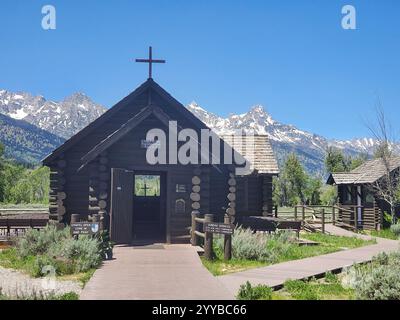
[110,168,134,244]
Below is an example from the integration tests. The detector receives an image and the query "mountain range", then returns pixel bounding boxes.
[0,90,105,139]
[0,89,394,173]
[186,102,387,175]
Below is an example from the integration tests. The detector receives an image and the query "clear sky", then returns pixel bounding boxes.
[0,0,399,140]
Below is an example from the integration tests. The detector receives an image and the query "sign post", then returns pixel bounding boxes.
[203,214,214,260]
[203,218,234,261]
[224,215,232,260]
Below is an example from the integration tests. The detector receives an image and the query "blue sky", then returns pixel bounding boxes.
[0,0,399,140]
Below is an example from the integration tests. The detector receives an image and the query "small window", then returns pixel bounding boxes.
[365,192,375,206]
[342,186,353,205]
[134,175,160,197]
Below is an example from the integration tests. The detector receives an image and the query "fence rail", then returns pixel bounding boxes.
[191,212,232,260]
[0,217,48,240]
[274,204,375,232]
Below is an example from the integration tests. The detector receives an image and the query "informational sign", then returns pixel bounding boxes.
[175,184,187,193]
[141,139,160,149]
[204,222,234,235]
[71,222,100,236]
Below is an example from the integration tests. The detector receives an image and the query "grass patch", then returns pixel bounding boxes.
[301,233,376,249]
[0,248,37,273]
[279,274,354,300]
[57,268,96,287]
[0,203,48,210]
[366,229,399,240]
[201,257,265,276]
[238,273,355,300]
[202,231,374,276]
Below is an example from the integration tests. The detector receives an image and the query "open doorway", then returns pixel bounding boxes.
[132,173,166,242]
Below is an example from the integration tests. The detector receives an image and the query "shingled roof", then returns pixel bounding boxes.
[327,156,400,185]
[221,134,280,175]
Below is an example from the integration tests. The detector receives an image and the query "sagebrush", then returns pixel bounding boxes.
[215,226,296,263]
[237,281,272,300]
[389,223,400,238]
[14,225,102,277]
[344,251,400,300]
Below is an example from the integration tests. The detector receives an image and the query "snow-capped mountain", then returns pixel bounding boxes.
[187,102,389,174]
[0,89,396,174]
[0,90,106,139]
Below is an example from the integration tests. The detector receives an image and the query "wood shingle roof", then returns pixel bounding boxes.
[328,156,400,185]
[221,134,280,175]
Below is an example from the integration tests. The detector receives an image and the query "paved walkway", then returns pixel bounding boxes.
[80,244,234,300]
[218,225,399,295]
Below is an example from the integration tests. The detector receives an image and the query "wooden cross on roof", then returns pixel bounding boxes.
[135,46,166,79]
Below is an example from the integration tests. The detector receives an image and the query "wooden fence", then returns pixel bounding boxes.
[0,217,48,240]
[273,204,374,232]
[190,212,232,261]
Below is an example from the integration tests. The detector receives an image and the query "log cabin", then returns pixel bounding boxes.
[327,157,400,230]
[42,78,279,244]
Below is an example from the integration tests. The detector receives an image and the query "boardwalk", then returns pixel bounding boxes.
[218,225,399,295]
[80,244,234,300]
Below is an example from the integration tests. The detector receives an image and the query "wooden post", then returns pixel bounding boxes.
[71,214,80,240]
[294,206,298,221]
[302,206,306,222]
[321,209,325,234]
[332,206,336,226]
[274,205,278,218]
[204,214,214,260]
[224,214,232,261]
[354,207,358,231]
[191,211,200,246]
[71,214,80,223]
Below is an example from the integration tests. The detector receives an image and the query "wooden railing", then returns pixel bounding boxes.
[191,212,232,261]
[274,204,379,232]
[333,205,373,231]
[0,217,48,239]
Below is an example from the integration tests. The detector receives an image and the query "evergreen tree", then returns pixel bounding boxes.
[325,147,348,173]
[325,147,367,174]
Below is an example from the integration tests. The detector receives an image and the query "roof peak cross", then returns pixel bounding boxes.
[135,46,166,80]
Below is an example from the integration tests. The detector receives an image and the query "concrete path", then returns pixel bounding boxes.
[218,226,399,295]
[80,244,234,300]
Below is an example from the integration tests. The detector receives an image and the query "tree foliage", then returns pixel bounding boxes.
[273,153,324,207]
[325,146,367,174]
[0,142,49,204]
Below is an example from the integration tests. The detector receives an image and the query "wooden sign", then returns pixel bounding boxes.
[141,139,160,149]
[204,222,234,235]
[71,222,100,236]
[175,184,187,193]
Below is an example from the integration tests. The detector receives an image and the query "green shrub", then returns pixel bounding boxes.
[389,223,400,238]
[58,237,102,273]
[53,292,79,300]
[325,271,339,284]
[17,225,70,257]
[215,227,295,262]
[345,251,400,300]
[12,225,102,277]
[237,281,272,300]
